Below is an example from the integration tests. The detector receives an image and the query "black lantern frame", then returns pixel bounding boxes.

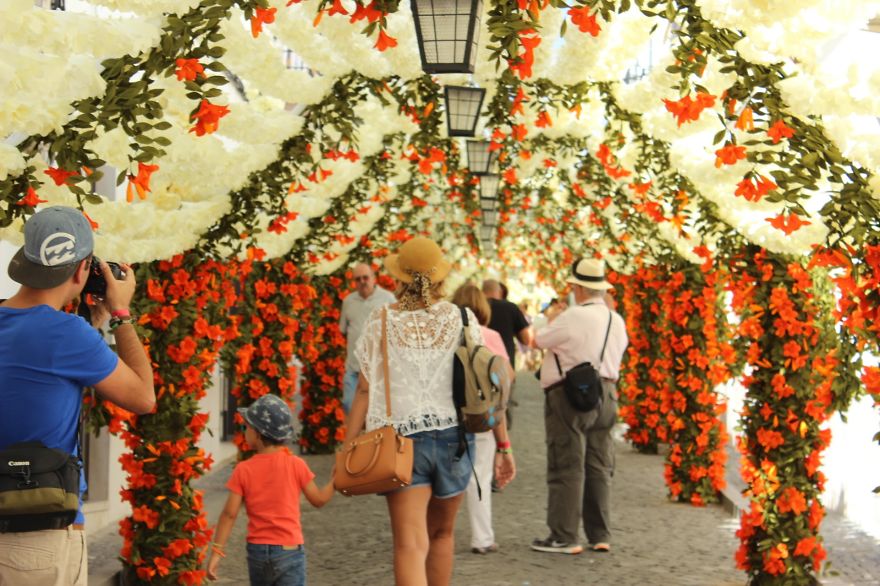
[444,86,485,137]
[466,140,498,174]
[479,196,496,212]
[411,0,483,74]
[477,172,500,200]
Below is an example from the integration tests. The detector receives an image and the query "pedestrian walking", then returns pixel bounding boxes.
[451,283,516,556]
[530,258,628,555]
[206,395,335,585]
[339,263,395,413]
[343,238,516,585]
[482,280,532,430]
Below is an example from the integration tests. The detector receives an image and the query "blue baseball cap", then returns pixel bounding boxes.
[8,206,94,289]
[238,394,293,442]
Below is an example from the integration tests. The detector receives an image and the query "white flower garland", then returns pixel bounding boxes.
[545,7,653,86]
[2,0,163,60]
[77,0,202,18]
[219,12,334,105]
[696,0,880,68]
[0,144,26,182]
[0,47,106,138]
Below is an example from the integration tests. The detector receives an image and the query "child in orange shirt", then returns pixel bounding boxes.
[206,394,334,585]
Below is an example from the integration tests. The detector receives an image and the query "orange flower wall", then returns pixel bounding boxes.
[619,266,670,452]
[82,253,239,584]
[660,265,733,506]
[732,249,836,583]
[83,253,351,583]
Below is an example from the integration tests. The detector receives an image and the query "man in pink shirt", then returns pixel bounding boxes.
[530,258,628,555]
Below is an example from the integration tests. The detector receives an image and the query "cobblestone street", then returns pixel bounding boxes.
[89,375,880,585]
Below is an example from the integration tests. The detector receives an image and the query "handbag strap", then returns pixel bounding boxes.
[554,308,613,376]
[382,307,392,419]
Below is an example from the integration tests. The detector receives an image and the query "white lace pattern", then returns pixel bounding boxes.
[355,301,483,435]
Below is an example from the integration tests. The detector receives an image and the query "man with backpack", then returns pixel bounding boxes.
[530,258,628,555]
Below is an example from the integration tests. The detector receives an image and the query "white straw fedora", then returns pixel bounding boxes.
[565,258,612,290]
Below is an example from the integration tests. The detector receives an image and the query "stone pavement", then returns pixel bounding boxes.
[88,374,880,585]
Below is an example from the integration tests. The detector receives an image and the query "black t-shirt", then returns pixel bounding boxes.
[488,298,529,362]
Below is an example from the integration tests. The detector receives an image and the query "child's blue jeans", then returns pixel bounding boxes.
[246,543,306,586]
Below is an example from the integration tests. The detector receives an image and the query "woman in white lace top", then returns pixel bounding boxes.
[344,237,515,585]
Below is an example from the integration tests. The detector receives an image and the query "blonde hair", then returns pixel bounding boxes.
[451,283,491,326]
[395,274,446,311]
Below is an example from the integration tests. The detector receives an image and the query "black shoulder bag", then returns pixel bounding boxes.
[0,436,82,533]
[553,309,612,412]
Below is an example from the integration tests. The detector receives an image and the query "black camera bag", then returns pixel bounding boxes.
[0,442,81,533]
[554,309,612,412]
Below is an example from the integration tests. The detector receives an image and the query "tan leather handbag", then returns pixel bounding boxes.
[335,308,413,496]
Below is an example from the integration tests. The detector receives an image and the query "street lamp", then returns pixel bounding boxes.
[478,173,500,200]
[466,140,497,174]
[411,0,483,74]
[444,86,485,137]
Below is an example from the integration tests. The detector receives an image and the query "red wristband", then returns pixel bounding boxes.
[111,308,131,319]
[496,441,511,450]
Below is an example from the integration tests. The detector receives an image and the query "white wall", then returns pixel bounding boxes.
[0,241,18,299]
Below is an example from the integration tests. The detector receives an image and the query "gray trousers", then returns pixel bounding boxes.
[544,380,617,545]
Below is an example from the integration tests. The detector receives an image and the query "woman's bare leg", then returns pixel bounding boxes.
[426,493,465,586]
[387,486,433,586]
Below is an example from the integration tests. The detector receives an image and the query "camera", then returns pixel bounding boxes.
[82,257,125,297]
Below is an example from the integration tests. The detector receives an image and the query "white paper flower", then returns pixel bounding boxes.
[0,144,27,181]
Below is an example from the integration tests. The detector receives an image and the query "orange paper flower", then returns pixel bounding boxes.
[190,99,230,136]
[714,143,747,167]
[766,212,811,235]
[250,6,277,37]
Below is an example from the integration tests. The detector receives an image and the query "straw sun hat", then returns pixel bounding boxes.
[383,237,451,284]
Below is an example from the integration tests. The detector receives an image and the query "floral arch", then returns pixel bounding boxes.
[2,0,879,583]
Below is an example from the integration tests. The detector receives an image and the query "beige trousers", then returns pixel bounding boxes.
[0,526,87,586]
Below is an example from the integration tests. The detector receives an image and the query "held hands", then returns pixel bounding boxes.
[206,550,222,581]
[102,261,135,313]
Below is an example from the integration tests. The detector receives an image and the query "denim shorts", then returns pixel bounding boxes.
[398,426,474,499]
[246,543,305,586]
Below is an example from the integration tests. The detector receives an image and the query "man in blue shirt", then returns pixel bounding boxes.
[0,206,155,586]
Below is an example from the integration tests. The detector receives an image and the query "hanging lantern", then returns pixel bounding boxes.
[479,225,494,241]
[479,196,496,212]
[483,210,498,227]
[467,140,498,174]
[411,0,483,74]
[478,173,500,200]
[444,86,485,137]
